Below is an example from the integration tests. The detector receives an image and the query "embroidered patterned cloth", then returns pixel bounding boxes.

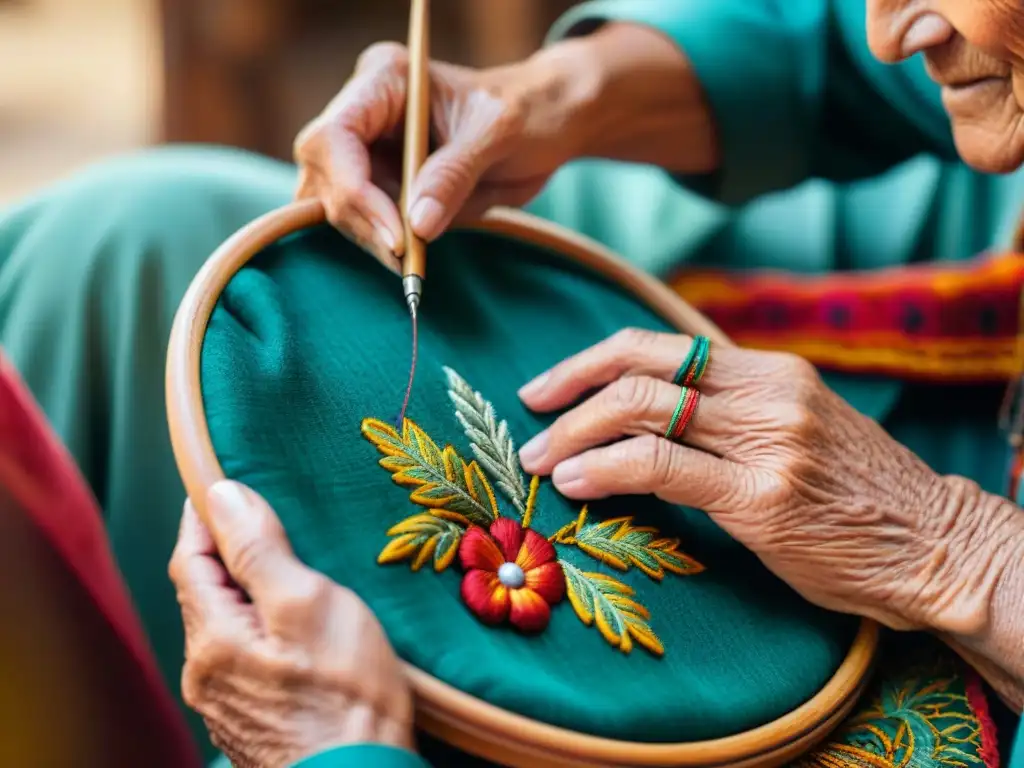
[201,224,865,743]
[671,251,1024,383]
[795,639,998,768]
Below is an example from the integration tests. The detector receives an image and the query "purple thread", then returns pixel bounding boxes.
[395,312,418,429]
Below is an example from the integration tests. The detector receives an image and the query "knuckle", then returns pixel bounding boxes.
[323,191,357,230]
[181,638,237,708]
[292,118,320,160]
[772,402,814,435]
[167,550,185,585]
[228,536,265,579]
[226,529,279,583]
[423,158,475,201]
[610,327,656,353]
[190,637,237,672]
[267,572,331,624]
[179,665,201,709]
[357,42,408,72]
[607,376,659,419]
[632,434,682,487]
[775,353,819,391]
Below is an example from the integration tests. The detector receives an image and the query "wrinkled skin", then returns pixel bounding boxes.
[867,0,1024,172]
[169,482,414,767]
[517,329,1018,635]
[184,0,1024,757]
[294,42,576,264]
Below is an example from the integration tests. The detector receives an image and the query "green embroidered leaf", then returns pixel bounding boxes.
[444,367,528,516]
[794,647,989,768]
[378,514,464,572]
[361,418,497,526]
[553,507,704,581]
[561,561,663,656]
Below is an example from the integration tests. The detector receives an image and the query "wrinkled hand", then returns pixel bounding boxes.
[295,42,580,265]
[516,328,998,632]
[169,481,413,768]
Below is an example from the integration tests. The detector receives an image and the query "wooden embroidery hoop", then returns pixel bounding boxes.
[166,198,879,768]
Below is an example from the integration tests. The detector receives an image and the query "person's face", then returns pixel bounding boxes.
[866,0,1024,173]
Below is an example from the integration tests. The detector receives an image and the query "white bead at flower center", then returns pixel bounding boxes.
[497,562,526,588]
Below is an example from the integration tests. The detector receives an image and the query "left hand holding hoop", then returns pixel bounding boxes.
[516,328,1008,633]
[169,481,414,768]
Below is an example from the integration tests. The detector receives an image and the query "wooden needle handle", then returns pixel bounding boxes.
[401,0,430,281]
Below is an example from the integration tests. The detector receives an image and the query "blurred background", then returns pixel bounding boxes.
[0,0,578,205]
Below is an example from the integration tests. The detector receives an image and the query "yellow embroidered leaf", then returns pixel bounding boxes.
[442,446,499,520]
[378,514,464,572]
[560,561,664,657]
[554,506,704,581]
[431,509,473,526]
[361,418,496,526]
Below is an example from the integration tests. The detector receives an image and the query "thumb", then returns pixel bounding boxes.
[202,480,312,607]
[408,91,516,241]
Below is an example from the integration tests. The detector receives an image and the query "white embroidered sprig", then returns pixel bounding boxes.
[444,366,528,517]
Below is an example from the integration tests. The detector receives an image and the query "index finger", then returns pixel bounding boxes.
[517,329,691,412]
[169,501,252,641]
[294,47,408,255]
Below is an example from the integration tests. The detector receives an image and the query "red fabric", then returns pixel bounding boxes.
[671,251,1024,382]
[966,669,1001,768]
[0,353,200,766]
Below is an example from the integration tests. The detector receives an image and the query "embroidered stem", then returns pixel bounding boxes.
[522,475,540,528]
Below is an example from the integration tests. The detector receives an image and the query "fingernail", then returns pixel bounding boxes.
[376,224,396,252]
[518,372,550,400]
[552,457,583,484]
[552,458,587,494]
[207,480,251,521]
[409,197,444,239]
[518,430,550,468]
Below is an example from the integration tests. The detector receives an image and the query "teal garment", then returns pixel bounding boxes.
[538,0,1024,423]
[1014,718,1024,768]
[1,146,1021,761]
[4,0,1024,746]
[291,746,429,768]
[550,0,959,202]
[212,745,430,768]
[0,146,295,764]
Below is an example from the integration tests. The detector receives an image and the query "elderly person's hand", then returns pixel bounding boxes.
[516,329,1024,643]
[293,42,574,263]
[293,24,718,261]
[169,481,414,768]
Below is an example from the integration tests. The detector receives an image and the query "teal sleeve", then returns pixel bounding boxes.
[548,0,959,205]
[1012,716,1024,768]
[290,745,431,768]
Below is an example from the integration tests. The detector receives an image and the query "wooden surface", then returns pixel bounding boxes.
[1,0,576,203]
[158,0,575,159]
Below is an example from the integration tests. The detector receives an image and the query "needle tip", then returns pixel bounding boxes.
[402,274,422,320]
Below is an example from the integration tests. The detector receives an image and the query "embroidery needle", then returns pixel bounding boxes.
[396,0,430,428]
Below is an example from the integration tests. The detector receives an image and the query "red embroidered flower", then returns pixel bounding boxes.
[458,518,565,632]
